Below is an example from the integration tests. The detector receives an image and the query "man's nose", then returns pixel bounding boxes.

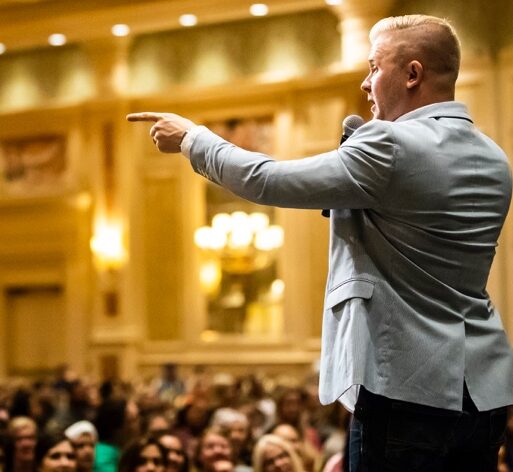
[361,74,371,93]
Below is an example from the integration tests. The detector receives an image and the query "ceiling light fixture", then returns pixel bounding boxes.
[48,33,67,46]
[111,24,130,37]
[250,3,269,16]
[179,14,198,27]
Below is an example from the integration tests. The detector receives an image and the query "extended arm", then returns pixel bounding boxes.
[127,112,396,210]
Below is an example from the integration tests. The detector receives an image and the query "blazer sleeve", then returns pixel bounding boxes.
[189,119,397,210]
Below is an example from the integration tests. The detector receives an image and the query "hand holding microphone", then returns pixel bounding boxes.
[321,114,364,218]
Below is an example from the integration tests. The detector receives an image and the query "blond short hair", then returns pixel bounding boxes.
[370,15,461,83]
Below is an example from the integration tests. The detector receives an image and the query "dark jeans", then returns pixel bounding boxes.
[350,385,507,472]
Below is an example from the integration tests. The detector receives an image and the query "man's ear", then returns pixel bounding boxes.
[406,60,423,89]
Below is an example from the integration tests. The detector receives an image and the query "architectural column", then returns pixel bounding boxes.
[83,36,131,98]
[330,0,395,70]
[83,37,139,380]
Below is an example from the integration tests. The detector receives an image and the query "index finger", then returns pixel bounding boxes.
[126,112,163,122]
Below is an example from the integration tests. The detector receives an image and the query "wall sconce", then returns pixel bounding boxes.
[194,211,284,275]
[90,220,126,271]
[90,219,126,316]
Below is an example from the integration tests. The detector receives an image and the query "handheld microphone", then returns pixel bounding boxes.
[340,114,365,145]
[322,114,365,218]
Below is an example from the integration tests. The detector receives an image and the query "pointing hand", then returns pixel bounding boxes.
[127,112,196,153]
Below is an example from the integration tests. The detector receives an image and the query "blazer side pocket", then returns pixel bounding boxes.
[326,279,375,310]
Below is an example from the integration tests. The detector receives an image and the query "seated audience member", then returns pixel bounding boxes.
[153,364,185,405]
[93,397,139,472]
[253,435,304,472]
[118,436,167,472]
[64,421,97,472]
[193,428,233,472]
[35,433,77,472]
[273,389,320,452]
[0,433,6,472]
[144,415,171,438]
[0,406,10,432]
[6,416,38,472]
[210,409,252,468]
[171,396,212,460]
[270,424,317,472]
[157,433,188,472]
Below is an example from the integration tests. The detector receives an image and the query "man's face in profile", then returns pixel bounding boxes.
[361,33,410,122]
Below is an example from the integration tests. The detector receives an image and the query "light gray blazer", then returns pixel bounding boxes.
[188,101,513,411]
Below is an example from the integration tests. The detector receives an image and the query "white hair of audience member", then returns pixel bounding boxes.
[210,408,249,427]
[64,420,98,441]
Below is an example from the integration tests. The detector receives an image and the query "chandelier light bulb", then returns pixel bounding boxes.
[249,212,270,232]
[229,227,253,249]
[212,213,232,233]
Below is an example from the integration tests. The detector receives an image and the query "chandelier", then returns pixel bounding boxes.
[194,211,284,275]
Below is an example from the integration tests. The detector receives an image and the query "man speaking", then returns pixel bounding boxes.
[128,15,513,470]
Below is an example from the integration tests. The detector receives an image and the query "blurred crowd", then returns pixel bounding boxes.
[2,363,513,472]
[0,363,350,472]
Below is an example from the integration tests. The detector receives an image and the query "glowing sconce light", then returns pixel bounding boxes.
[90,221,126,270]
[199,260,222,295]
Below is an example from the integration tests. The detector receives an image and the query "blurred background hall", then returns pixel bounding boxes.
[1,1,513,471]
[0,0,512,400]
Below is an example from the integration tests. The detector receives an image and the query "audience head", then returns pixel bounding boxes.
[157,433,188,472]
[64,421,97,472]
[270,424,301,456]
[144,414,171,438]
[7,416,38,468]
[194,427,233,472]
[118,436,167,472]
[210,409,251,458]
[94,397,140,447]
[275,389,304,427]
[35,433,76,472]
[253,434,304,472]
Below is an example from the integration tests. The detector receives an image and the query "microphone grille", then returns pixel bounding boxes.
[342,114,365,137]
